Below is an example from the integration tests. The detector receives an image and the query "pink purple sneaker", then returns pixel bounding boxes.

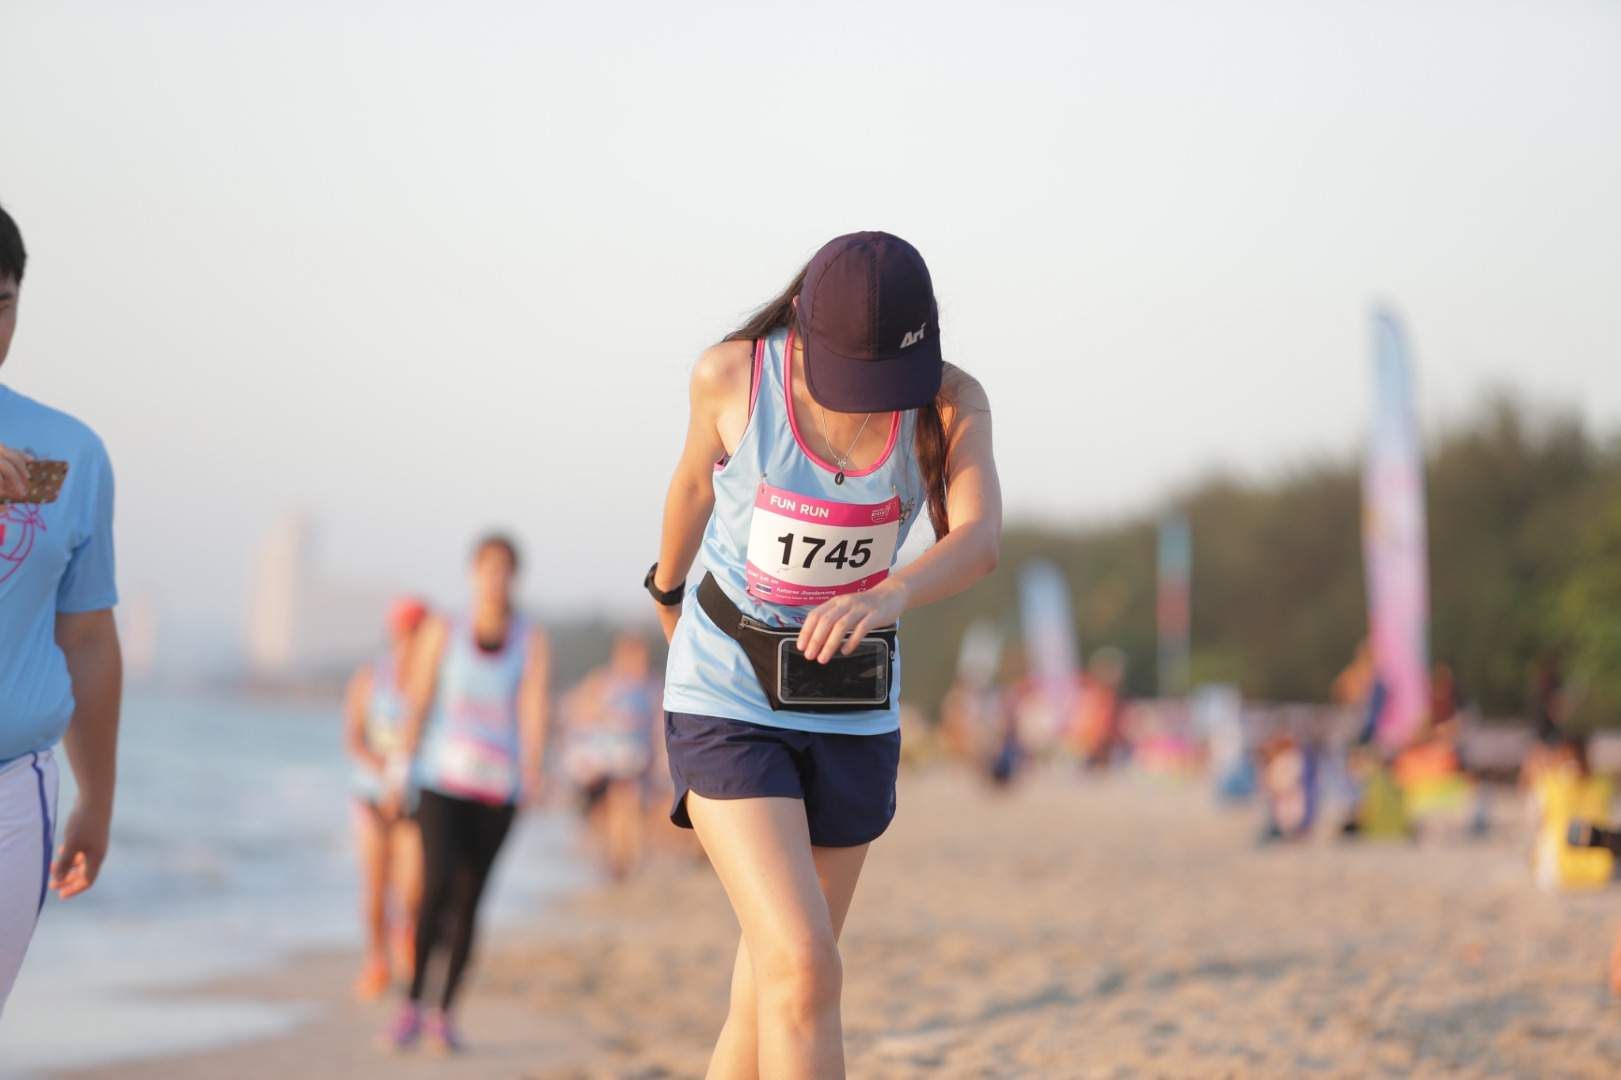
[375,1001,421,1053]
[421,1009,463,1055]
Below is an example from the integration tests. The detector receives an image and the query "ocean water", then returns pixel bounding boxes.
[0,693,587,1077]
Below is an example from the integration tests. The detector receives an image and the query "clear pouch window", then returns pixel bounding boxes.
[776,638,890,707]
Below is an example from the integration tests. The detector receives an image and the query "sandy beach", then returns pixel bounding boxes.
[50,768,1621,1080]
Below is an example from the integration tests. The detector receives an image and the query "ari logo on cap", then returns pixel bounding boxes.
[900,323,927,349]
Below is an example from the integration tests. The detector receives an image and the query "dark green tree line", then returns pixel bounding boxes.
[899,397,1621,722]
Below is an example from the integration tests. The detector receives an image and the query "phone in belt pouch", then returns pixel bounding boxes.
[776,636,890,708]
[0,460,69,506]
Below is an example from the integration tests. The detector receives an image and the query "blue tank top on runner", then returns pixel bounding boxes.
[353,652,409,801]
[663,328,925,736]
[415,614,531,804]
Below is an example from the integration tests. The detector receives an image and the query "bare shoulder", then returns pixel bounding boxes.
[941,362,991,420]
[691,339,755,399]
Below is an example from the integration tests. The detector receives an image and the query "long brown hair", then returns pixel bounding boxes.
[728,264,955,539]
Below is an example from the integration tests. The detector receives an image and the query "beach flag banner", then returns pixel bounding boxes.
[956,617,1003,692]
[1157,511,1192,698]
[1018,559,1080,748]
[1362,310,1432,750]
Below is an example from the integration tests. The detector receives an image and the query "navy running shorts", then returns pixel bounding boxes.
[665,712,902,848]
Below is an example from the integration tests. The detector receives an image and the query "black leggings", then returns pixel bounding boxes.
[410,789,516,1010]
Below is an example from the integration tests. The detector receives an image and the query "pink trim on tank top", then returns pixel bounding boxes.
[715,338,769,472]
[782,330,899,479]
[751,336,765,418]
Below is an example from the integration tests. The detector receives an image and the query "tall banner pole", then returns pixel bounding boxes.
[1362,309,1431,749]
[1018,560,1080,750]
[1157,510,1191,699]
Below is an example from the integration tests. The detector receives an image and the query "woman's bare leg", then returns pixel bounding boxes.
[707,842,870,1080]
[353,803,389,956]
[686,792,869,1080]
[388,817,424,978]
[351,802,392,998]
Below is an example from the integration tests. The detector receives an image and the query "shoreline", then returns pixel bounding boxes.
[2,796,589,1080]
[40,768,1621,1079]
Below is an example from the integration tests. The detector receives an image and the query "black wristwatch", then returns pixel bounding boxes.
[644,563,686,607]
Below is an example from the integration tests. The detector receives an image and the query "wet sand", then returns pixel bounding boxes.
[53,769,1621,1079]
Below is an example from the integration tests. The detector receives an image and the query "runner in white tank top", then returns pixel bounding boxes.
[648,233,1002,1079]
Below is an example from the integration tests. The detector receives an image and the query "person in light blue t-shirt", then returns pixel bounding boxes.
[0,204,122,1018]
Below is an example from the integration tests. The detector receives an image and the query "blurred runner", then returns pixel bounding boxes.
[379,535,550,1054]
[343,596,428,1000]
[1071,646,1125,769]
[0,204,123,1017]
[987,648,1032,786]
[1259,734,1317,842]
[1331,639,1386,837]
[939,618,1002,767]
[560,632,662,879]
[1520,655,1570,797]
[1390,664,1486,838]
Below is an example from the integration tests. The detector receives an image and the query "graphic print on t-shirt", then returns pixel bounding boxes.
[0,504,46,586]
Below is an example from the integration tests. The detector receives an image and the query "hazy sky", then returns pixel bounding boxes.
[2,1,1618,656]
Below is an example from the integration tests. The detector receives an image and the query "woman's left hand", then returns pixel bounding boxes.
[796,581,909,664]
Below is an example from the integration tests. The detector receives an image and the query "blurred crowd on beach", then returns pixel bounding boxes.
[921,600,1621,998]
[335,528,1621,1015]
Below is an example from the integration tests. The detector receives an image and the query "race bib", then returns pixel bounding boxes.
[745,483,901,606]
[436,734,518,803]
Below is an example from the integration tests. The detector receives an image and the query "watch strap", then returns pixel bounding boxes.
[644,563,686,607]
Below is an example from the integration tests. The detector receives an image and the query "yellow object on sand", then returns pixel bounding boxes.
[1393,740,1472,822]
[1534,766,1615,891]
[1359,763,1410,838]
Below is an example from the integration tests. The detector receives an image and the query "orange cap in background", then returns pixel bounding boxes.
[388,596,429,637]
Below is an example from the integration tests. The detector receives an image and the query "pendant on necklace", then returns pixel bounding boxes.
[834,471,845,485]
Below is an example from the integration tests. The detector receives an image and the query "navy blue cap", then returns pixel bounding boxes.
[798,232,943,413]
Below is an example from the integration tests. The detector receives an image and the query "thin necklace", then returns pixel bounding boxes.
[819,406,872,486]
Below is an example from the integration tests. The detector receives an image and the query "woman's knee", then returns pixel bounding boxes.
[754,933,842,1019]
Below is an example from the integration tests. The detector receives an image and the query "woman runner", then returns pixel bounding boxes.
[380,534,551,1053]
[342,596,428,1000]
[648,232,1001,1078]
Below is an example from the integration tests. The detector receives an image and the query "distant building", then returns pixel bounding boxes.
[119,591,161,684]
[245,510,396,680]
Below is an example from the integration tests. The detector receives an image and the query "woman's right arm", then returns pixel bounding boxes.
[399,616,448,757]
[652,341,752,642]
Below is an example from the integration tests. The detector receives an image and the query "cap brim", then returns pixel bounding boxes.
[802,335,943,413]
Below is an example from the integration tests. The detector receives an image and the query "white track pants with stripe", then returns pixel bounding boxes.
[0,750,57,1019]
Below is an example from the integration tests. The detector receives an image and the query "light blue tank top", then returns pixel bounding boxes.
[353,652,409,801]
[416,613,531,804]
[663,328,925,736]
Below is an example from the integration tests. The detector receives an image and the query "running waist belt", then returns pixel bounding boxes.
[695,572,895,713]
